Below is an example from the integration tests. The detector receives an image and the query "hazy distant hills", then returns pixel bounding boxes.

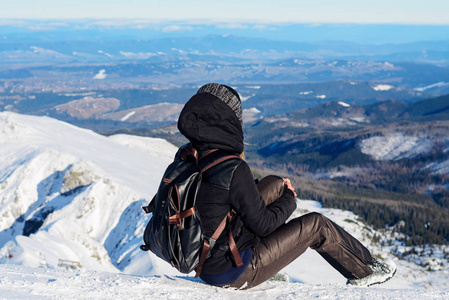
[2,57,448,91]
[1,34,449,107]
[0,80,434,133]
[404,95,449,119]
[4,35,449,63]
[1,34,449,84]
[247,94,449,173]
[2,20,449,43]
[2,29,449,124]
[2,21,449,61]
[247,94,449,162]
[285,94,449,125]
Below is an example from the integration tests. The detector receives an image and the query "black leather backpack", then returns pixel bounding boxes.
[141,144,243,277]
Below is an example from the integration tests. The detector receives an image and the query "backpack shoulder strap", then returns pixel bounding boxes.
[200,154,240,173]
[195,211,243,278]
[197,147,241,173]
[180,144,199,165]
[142,144,202,214]
[189,148,243,277]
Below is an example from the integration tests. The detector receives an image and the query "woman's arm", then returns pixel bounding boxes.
[229,162,297,237]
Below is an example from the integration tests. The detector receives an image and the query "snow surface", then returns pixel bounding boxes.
[359,133,432,161]
[120,111,136,122]
[242,107,262,123]
[93,69,107,80]
[1,264,448,300]
[1,112,449,299]
[338,101,350,107]
[0,111,174,197]
[240,94,255,102]
[414,82,449,92]
[426,159,449,175]
[0,111,178,275]
[372,84,394,91]
[360,133,449,175]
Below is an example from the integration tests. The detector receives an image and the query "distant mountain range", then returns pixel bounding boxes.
[2,20,449,44]
[1,33,449,65]
[2,25,449,128]
[1,33,449,114]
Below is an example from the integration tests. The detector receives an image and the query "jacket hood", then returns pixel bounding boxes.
[177,92,244,153]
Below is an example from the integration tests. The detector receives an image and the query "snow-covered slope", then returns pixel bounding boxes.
[359,132,449,176]
[1,112,448,296]
[359,132,433,161]
[0,111,178,274]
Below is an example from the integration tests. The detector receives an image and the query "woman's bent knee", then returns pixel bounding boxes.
[257,175,286,206]
[303,212,326,223]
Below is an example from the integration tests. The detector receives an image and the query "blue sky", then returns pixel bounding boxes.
[2,0,449,24]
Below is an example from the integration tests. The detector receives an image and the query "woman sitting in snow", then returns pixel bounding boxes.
[176,83,396,289]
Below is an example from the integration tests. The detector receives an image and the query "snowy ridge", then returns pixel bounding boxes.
[0,111,178,275]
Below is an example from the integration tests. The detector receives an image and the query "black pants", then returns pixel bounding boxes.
[229,176,374,290]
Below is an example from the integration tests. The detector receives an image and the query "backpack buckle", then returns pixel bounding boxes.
[142,195,156,214]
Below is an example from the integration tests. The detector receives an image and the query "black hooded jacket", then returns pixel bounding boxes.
[177,91,296,275]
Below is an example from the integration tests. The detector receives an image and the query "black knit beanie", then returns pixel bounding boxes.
[196,83,242,125]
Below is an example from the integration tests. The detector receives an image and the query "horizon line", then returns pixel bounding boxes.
[1,18,449,27]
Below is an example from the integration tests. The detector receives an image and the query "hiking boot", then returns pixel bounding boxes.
[347,258,397,287]
[268,272,289,282]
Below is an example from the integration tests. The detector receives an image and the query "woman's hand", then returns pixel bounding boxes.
[283,178,297,197]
